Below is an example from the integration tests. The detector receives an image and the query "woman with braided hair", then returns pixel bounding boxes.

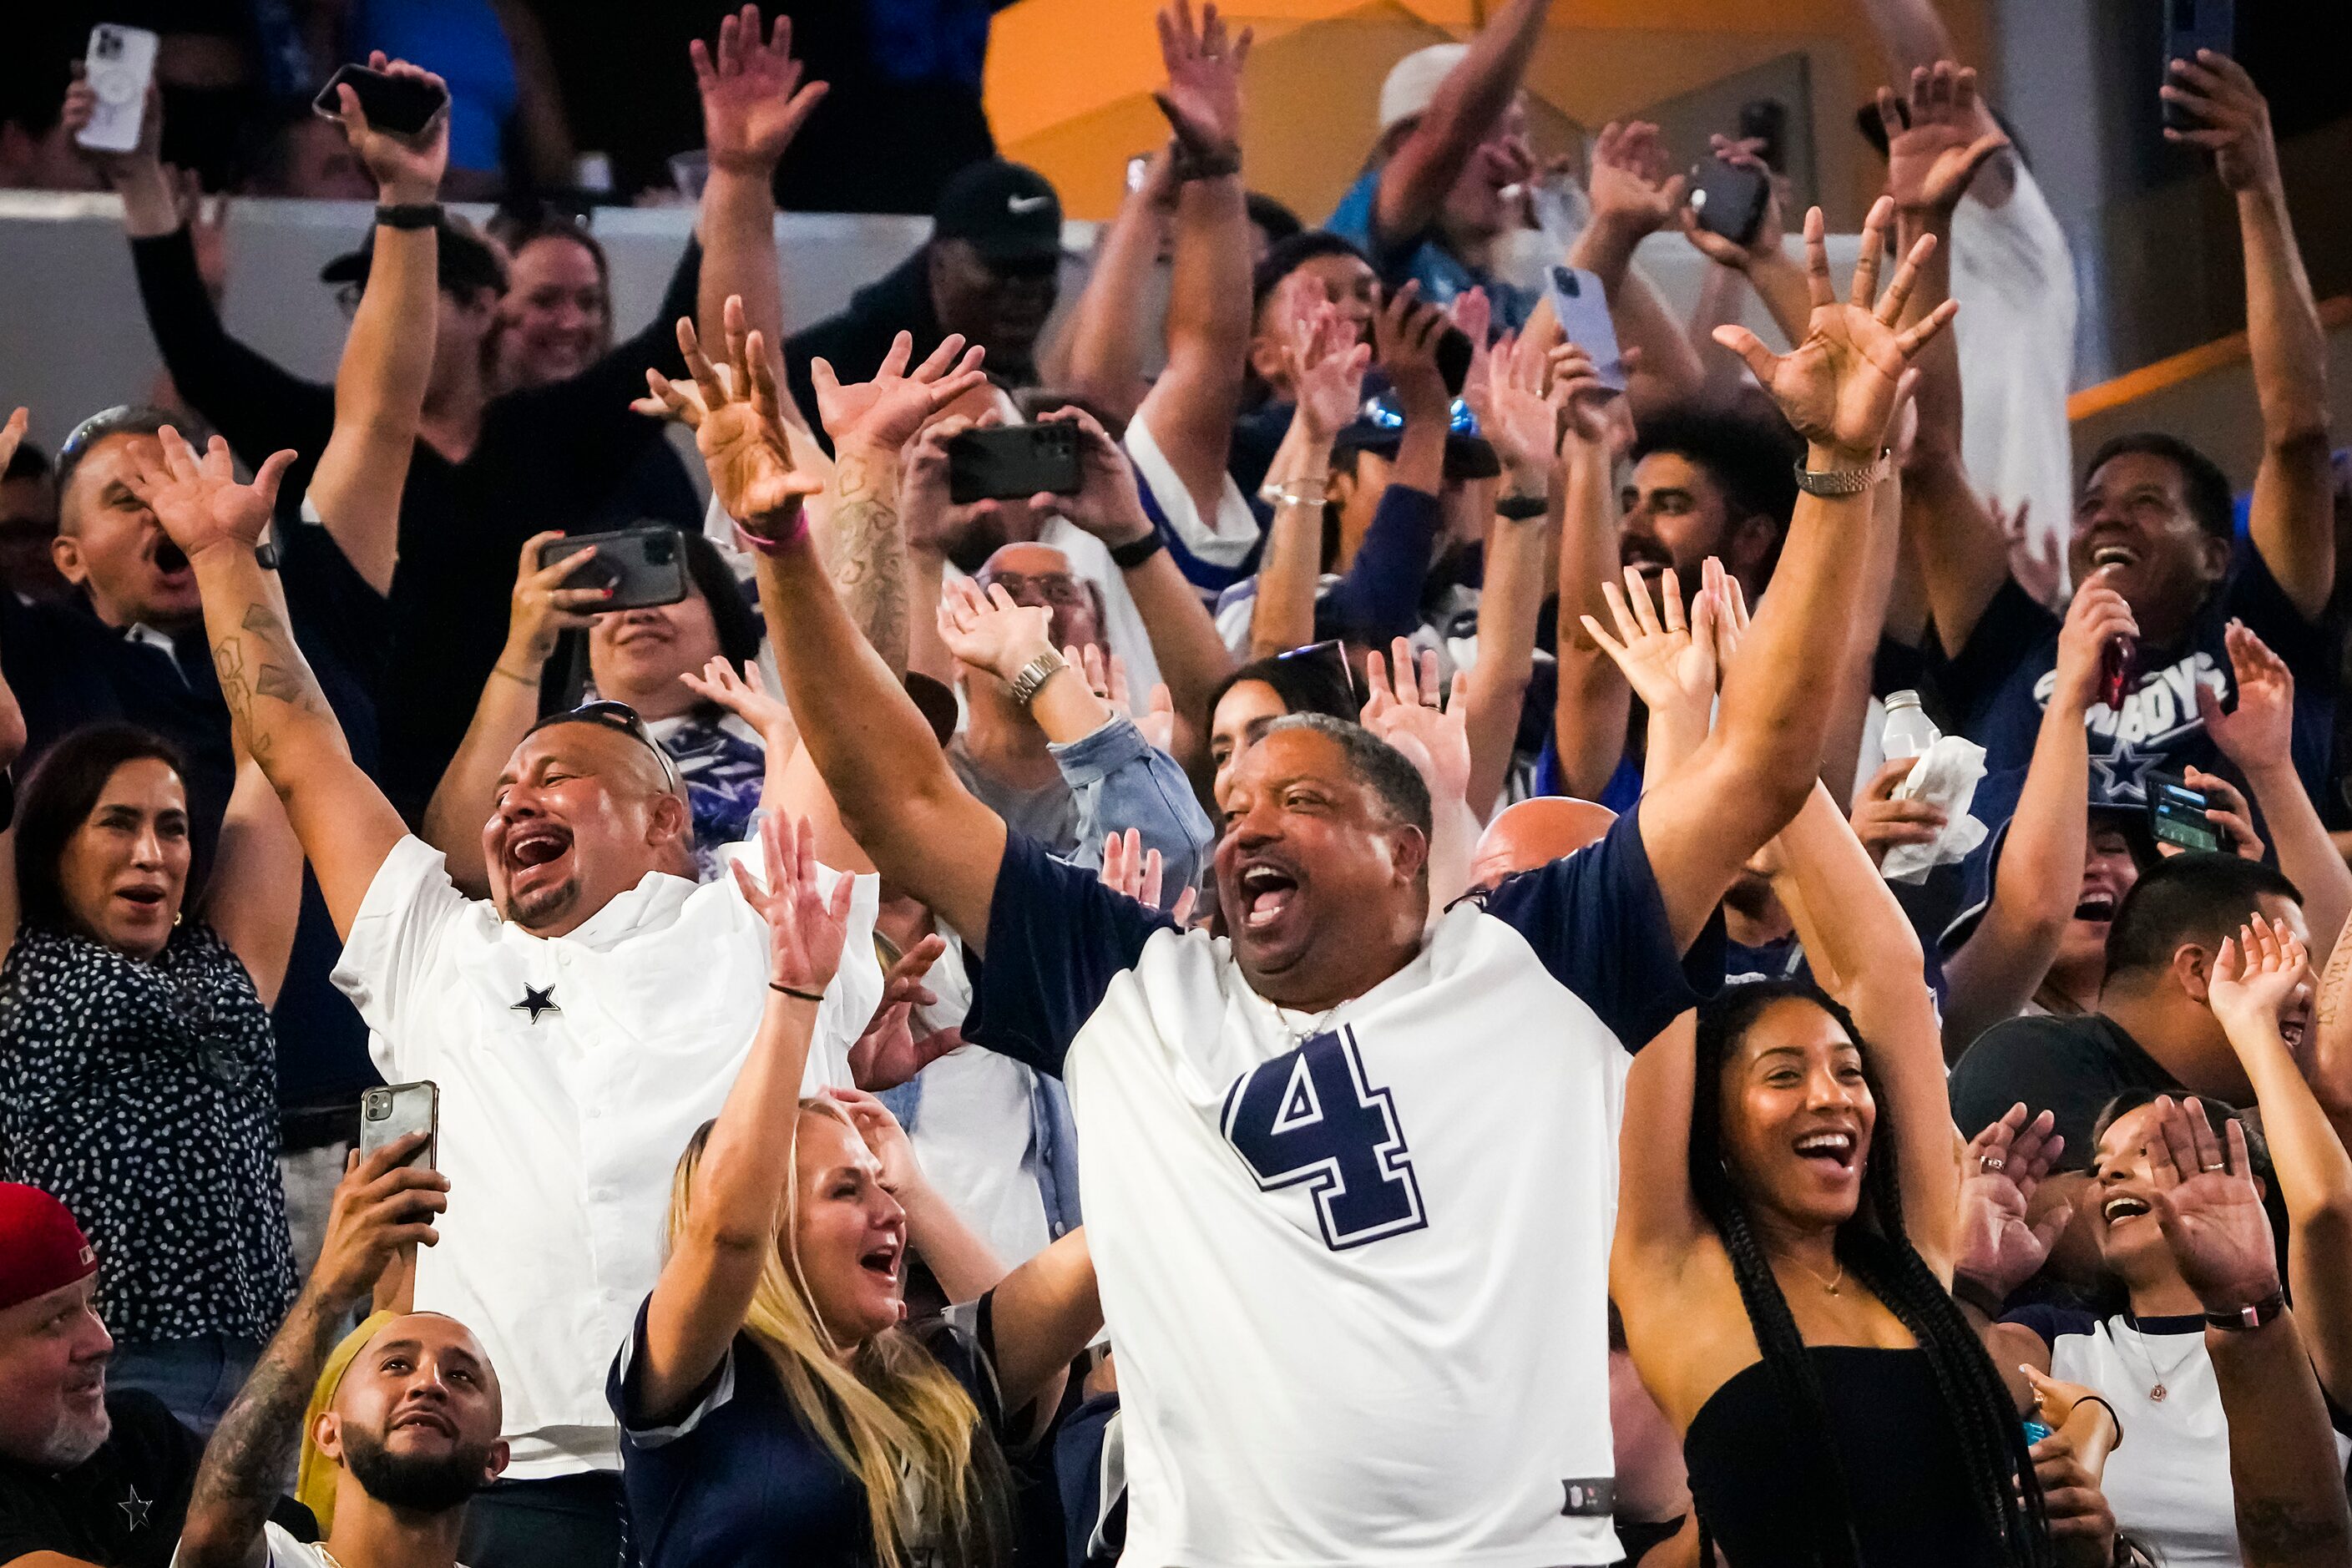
[1611,778,2085,1566]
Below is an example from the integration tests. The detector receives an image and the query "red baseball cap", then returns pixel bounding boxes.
[0,1185,99,1313]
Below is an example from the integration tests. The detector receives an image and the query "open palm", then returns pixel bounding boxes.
[2144,1096,2279,1311]
[812,331,988,454]
[694,5,827,173]
[1880,63,2008,215]
[122,427,295,559]
[1153,0,1250,155]
[644,303,821,529]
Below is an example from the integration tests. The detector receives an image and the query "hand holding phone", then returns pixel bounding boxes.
[314,62,451,139]
[359,1081,441,1171]
[1688,157,1772,250]
[73,25,160,155]
[2160,0,2236,131]
[1545,267,1627,393]
[2148,772,2224,855]
[948,423,1084,505]
[539,526,687,611]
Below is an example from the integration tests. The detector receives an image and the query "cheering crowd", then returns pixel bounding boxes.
[3,0,2350,1565]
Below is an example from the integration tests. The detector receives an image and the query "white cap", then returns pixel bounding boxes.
[1378,43,1469,134]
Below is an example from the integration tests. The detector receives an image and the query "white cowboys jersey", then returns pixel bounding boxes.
[965,813,1716,1565]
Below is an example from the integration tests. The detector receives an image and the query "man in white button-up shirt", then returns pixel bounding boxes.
[128,427,882,1568]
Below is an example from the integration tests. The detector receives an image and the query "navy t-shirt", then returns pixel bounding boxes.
[609,1293,1013,1568]
[1931,543,2339,827]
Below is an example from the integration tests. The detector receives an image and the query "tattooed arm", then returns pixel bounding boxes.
[825,443,913,677]
[124,427,411,938]
[176,1136,448,1568]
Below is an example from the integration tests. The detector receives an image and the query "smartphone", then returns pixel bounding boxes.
[312,63,449,137]
[359,1081,439,1171]
[1545,266,1627,393]
[2162,0,2235,130]
[2149,771,2223,854]
[1737,99,1788,172]
[1690,157,1772,249]
[539,525,687,611]
[948,423,1084,505]
[1125,154,1151,193]
[75,25,160,154]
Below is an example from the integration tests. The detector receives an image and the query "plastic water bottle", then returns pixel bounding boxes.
[1881,690,1941,762]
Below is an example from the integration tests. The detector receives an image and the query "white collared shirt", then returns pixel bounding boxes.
[331,835,882,1479]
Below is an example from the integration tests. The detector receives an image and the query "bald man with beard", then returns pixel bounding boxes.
[176,1136,505,1568]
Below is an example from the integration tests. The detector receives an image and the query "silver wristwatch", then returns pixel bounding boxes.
[1791,448,1892,498]
[1007,649,1068,707]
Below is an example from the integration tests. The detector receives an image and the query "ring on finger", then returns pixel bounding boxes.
[1980,1156,2006,1173]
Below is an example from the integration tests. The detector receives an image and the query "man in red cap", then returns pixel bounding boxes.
[0,1183,188,1568]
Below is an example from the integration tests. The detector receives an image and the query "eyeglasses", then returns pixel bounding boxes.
[979,569,1090,608]
[1357,393,1480,438]
[533,699,681,796]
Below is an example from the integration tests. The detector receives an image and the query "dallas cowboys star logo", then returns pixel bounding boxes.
[511,984,561,1024]
[119,1485,151,1530]
[2089,737,2160,803]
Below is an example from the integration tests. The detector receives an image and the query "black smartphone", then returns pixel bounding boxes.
[948,423,1083,504]
[1737,99,1788,172]
[312,63,448,137]
[1690,157,1771,249]
[539,525,687,611]
[359,1080,439,1171]
[2149,771,2223,854]
[2161,0,2235,130]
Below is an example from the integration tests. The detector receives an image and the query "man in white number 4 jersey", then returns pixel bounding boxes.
[679,186,1956,1563]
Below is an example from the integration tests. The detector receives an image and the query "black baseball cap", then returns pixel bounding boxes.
[321,214,508,296]
[933,159,1064,269]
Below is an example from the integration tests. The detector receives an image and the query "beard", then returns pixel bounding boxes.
[341,1424,495,1513]
[36,1399,111,1469]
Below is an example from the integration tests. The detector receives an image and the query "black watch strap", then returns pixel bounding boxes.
[2205,1291,2287,1332]
[1496,493,1549,522]
[375,202,443,230]
[1109,529,1166,569]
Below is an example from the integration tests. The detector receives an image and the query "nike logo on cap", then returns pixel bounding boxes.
[1008,194,1052,214]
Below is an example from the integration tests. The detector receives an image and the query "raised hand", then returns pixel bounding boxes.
[1152,0,1251,164]
[2208,911,2313,1043]
[1579,566,1721,733]
[847,935,963,1090]
[1027,407,1156,546]
[1138,680,1178,756]
[1360,639,1471,813]
[2145,1095,2280,1314]
[643,295,822,534]
[1712,199,1956,463]
[680,655,797,750]
[1586,120,1686,240]
[0,407,25,477]
[310,1135,448,1311]
[1679,134,1788,271]
[1285,302,1373,446]
[1101,826,1199,923]
[730,813,854,995]
[1702,556,1752,675]
[2051,565,2136,715]
[1373,282,1450,424]
[61,64,163,184]
[2181,766,2265,862]
[331,53,450,204]
[120,427,296,560]
[936,577,1055,684]
[1479,331,1559,480]
[2163,50,2279,195]
[1878,62,2010,215]
[2198,619,2295,776]
[1994,498,2065,611]
[1849,756,1947,867]
[812,329,988,456]
[693,4,829,175]
[502,531,608,668]
[1954,1104,2071,1299]
[1546,342,1621,454]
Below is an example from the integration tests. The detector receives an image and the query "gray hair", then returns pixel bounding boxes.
[1262,712,1433,839]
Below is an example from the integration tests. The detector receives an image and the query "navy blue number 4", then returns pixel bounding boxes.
[1221,1027,1427,1250]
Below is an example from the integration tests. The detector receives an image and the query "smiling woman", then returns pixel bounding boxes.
[0,723,305,1434]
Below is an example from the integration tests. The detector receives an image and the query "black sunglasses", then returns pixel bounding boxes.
[1276,639,1357,703]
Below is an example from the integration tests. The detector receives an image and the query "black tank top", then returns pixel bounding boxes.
[1682,1346,2001,1566]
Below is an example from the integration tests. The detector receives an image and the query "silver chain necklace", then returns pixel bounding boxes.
[2117,1315,2203,1403]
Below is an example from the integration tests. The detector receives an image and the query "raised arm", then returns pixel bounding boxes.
[2200,622,2352,965]
[422,534,607,896]
[1550,367,1635,798]
[691,6,827,364]
[1358,642,1479,913]
[1050,151,1173,421]
[1859,0,2017,205]
[2206,917,2352,1409]
[1128,0,1254,524]
[1941,571,2133,1048]
[1882,65,2013,657]
[2166,53,2334,619]
[175,1137,448,1568]
[650,305,1008,944]
[1612,1013,1707,1277]
[1552,123,1703,416]
[1636,200,1957,950]
[2146,1095,2352,1568]
[637,816,852,1420]
[204,749,303,1009]
[1577,564,1721,795]
[302,55,450,595]
[1678,136,1809,357]
[123,431,408,937]
[1247,305,1366,658]
[1371,0,1550,248]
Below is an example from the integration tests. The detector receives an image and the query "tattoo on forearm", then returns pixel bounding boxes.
[210,594,331,766]
[828,453,910,679]
[183,1306,342,1563]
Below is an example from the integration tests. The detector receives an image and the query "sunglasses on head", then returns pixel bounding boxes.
[1357,393,1480,437]
[1276,639,1357,703]
[531,699,681,796]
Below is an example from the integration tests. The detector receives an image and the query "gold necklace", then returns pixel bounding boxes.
[2117,1315,2203,1403]
[1780,1249,1845,1297]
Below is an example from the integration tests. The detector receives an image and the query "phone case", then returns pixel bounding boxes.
[948,425,1083,504]
[1691,160,1770,248]
[312,64,448,136]
[360,1081,439,1170]
[2162,0,2235,129]
[1544,267,1627,393]
[2148,775,2222,852]
[540,526,687,612]
[77,26,160,154]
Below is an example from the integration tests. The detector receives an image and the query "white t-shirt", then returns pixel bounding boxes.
[331,836,883,1479]
[964,814,1717,1565]
[174,1522,414,1568]
[2016,1303,2352,1568]
[1950,167,2078,563]
[905,930,1055,1268]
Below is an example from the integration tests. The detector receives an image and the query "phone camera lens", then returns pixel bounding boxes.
[645,536,675,565]
[365,1090,387,1117]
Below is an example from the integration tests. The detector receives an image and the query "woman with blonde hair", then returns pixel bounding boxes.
[609,813,1100,1568]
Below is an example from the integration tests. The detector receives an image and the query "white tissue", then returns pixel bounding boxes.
[1879,735,1989,885]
